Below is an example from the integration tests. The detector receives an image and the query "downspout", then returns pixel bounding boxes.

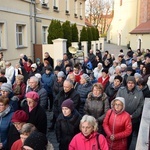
[34,1,37,44]
[30,0,33,58]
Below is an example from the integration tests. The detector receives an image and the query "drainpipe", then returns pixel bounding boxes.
[34,1,37,44]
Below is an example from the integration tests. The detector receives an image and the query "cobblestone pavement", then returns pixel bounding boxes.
[46,42,129,150]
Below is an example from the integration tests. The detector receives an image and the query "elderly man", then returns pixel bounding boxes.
[116,76,144,150]
[27,76,48,110]
[49,79,81,131]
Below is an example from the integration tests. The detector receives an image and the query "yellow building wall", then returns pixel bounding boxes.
[107,0,140,46]
[0,0,86,65]
[130,34,150,50]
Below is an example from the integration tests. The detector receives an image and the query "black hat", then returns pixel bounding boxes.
[54,66,61,71]
[24,131,47,150]
[126,66,133,72]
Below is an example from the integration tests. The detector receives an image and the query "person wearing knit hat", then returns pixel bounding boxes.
[61,99,74,113]
[11,110,29,125]
[26,91,39,102]
[77,73,93,115]
[134,73,142,83]
[116,72,144,149]
[103,96,132,150]
[56,98,81,150]
[7,110,29,149]
[126,76,136,85]
[0,83,18,112]
[23,91,47,134]
[1,83,12,93]
[57,71,66,78]
[81,73,91,82]
[23,131,48,150]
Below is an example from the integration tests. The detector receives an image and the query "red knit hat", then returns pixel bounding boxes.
[11,110,29,123]
[26,91,39,102]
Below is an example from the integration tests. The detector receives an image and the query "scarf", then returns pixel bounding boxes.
[0,106,11,118]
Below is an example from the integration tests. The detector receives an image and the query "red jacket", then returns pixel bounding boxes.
[98,76,109,89]
[69,71,83,83]
[103,109,132,150]
[69,132,108,150]
[11,139,22,150]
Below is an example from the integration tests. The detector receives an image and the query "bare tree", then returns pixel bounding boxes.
[85,0,114,35]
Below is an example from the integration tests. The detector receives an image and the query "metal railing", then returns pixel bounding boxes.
[136,98,150,150]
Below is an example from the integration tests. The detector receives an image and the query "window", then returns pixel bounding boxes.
[65,0,69,13]
[53,0,59,10]
[42,26,47,44]
[16,24,26,48]
[0,22,7,50]
[74,0,77,17]
[41,0,49,8]
[80,2,82,19]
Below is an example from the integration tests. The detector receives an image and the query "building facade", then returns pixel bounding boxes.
[0,0,86,64]
[107,0,150,50]
[107,0,140,47]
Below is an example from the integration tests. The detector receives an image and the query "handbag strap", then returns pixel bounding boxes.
[96,134,101,150]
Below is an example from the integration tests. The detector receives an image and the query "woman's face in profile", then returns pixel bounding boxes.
[81,122,94,137]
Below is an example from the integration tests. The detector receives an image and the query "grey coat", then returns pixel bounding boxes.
[116,86,144,123]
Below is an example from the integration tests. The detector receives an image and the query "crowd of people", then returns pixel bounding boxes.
[0,47,149,150]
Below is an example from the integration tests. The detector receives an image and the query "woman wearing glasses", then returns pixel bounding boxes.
[103,97,132,150]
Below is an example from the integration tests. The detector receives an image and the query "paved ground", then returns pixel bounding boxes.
[46,41,129,150]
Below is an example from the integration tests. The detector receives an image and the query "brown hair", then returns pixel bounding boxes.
[0,96,9,105]
[92,83,104,93]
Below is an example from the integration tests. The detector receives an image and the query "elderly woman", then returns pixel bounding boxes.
[23,91,47,134]
[69,115,108,150]
[11,123,36,150]
[84,83,109,133]
[0,96,14,149]
[12,74,26,104]
[103,97,132,150]
[7,110,29,149]
[76,74,92,116]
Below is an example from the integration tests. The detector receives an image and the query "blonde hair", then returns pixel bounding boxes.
[80,115,98,132]
[16,74,24,82]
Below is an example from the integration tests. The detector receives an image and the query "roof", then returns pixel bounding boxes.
[130,21,150,34]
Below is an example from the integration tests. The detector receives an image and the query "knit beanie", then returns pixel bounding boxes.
[1,83,12,92]
[25,91,39,102]
[24,131,47,150]
[57,71,65,78]
[134,73,142,79]
[11,110,29,123]
[81,73,91,82]
[126,76,136,84]
[61,99,74,111]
